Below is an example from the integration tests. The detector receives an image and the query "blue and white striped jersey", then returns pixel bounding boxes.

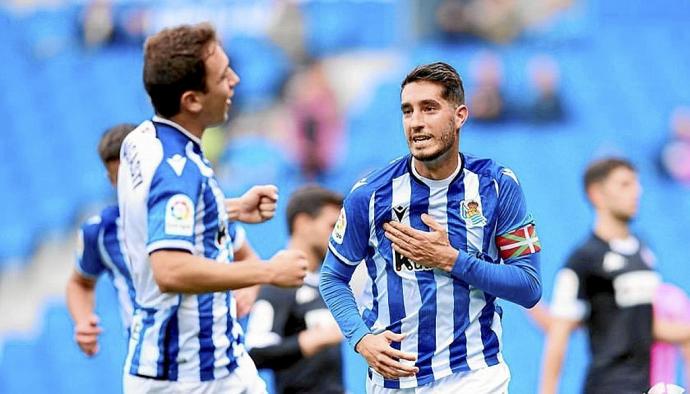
[76,205,135,329]
[325,153,539,388]
[118,116,246,382]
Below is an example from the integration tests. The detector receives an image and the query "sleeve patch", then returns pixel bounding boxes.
[165,194,195,236]
[332,208,347,244]
[496,223,541,260]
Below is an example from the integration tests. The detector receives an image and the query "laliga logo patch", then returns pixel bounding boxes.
[332,208,347,244]
[460,199,487,228]
[165,194,194,237]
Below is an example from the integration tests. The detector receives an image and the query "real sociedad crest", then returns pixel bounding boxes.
[460,199,487,228]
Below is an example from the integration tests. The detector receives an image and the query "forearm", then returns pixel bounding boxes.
[151,251,274,293]
[66,274,96,324]
[249,335,303,370]
[319,252,370,350]
[451,252,542,308]
[653,319,690,344]
[540,343,564,394]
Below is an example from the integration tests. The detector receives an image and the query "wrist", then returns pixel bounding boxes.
[442,247,459,272]
[225,198,240,221]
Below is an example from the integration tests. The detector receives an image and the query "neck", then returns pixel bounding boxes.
[287,237,320,273]
[413,149,459,180]
[594,212,630,241]
[167,114,205,140]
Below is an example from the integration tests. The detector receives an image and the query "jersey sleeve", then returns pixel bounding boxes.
[228,221,246,253]
[494,168,541,261]
[327,186,370,266]
[146,163,201,254]
[550,250,590,321]
[75,217,106,279]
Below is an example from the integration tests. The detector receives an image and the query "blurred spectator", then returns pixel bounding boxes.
[660,106,690,184]
[526,55,565,123]
[81,0,115,48]
[284,61,344,180]
[434,0,574,44]
[267,0,307,65]
[469,51,507,123]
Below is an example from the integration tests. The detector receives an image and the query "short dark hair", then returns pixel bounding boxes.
[401,62,465,105]
[98,123,137,164]
[583,157,636,192]
[286,186,343,235]
[143,23,218,118]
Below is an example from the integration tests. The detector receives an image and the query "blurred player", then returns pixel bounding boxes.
[246,186,345,394]
[118,23,308,393]
[540,158,690,394]
[66,123,137,356]
[320,62,542,393]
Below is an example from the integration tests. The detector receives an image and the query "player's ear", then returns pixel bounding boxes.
[180,91,203,115]
[455,104,468,128]
[587,184,603,208]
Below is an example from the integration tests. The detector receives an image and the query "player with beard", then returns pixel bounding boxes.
[320,62,542,393]
[246,186,345,394]
[540,158,690,394]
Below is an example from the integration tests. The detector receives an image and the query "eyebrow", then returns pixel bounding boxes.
[400,99,440,111]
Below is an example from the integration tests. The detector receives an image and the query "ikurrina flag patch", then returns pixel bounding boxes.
[496,224,541,260]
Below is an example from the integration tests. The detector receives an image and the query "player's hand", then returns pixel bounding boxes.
[234,285,260,318]
[298,325,343,357]
[267,250,308,288]
[225,185,278,224]
[383,214,459,272]
[74,314,102,357]
[355,331,418,379]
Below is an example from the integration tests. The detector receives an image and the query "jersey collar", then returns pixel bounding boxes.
[152,115,202,146]
[409,153,464,188]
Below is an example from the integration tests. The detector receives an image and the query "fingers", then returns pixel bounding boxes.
[384,347,418,362]
[253,185,279,201]
[384,221,423,240]
[383,223,415,246]
[391,242,415,260]
[383,330,406,343]
[420,213,444,233]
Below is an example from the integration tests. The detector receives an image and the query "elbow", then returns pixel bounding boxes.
[520,277,542,309]
[152,263,182,293]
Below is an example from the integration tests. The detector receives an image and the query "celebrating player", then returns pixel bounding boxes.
[118,23,308,393]
[320,62,542,393]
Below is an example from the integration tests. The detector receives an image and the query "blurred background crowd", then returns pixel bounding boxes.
[0,0,689,393]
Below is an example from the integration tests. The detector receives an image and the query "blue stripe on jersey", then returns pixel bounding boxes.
[479,294,499,365]
[225,292,239,375]
[164,309,180,380]
[374,183,402,390]
[410,179,437,381]
[101,219,136,306]
[198,294,215,381]
[477,178,500,365]
[447,178,471,373]
[130,309,156,375]
[362,255,379,329]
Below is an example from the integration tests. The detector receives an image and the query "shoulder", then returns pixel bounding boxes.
[347,155,410,203]
[80,214,104,241]
[566,235,605,270]
[464,154,519,185]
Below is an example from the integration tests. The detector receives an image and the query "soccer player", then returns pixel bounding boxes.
[319,62,542,393]
[66,124,263,357]
[67,123,138,356]
[539,158,690,394]
[246,186,345,394]
[118,23,308,393]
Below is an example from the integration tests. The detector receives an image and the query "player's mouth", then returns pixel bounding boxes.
[411,135,432,145]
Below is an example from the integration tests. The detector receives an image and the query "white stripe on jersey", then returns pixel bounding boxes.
[391,173,420,388]
[463,170,489,371]
[176,295,200,378]
[427,184,454,380]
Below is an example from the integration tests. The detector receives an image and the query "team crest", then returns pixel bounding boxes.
[460,199,487,228]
